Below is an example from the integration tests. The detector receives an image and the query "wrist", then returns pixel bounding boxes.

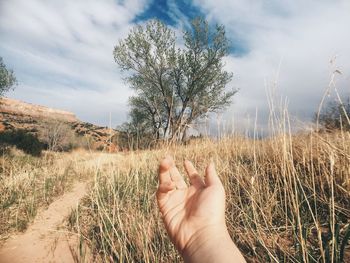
[182,225,232,261]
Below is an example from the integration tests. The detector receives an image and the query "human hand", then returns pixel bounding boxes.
[156,156,225,252]
[156,156,246,262]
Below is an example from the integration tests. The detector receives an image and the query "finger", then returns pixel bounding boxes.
[184,160,205,188]
[170,165,187,189]
[158,181,175,193]
[156,181,175,203]
[160,156,187,189]
[159,156,173,185]
[205,161,223,187]
[163,156,187,189]
[157,157,176,201]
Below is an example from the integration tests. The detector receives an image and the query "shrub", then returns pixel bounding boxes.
[0,129,44,156]
[39,121,76,151]
[316,98,350,131]
[39,121,93,152]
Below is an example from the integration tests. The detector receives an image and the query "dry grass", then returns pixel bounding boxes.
[0,149,99,242]
[63,130,350,262]
[1,129,350,262]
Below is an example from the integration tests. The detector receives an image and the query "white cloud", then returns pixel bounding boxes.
[1,0,350,133]
[193,0,350,134]
[0,0,149,126]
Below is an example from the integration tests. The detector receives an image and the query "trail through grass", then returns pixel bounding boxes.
[1,131,349,262]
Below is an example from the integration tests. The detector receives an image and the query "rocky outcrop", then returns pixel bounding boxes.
[0,97,78,123]
[72,122,119,151]
[0,97,119,151]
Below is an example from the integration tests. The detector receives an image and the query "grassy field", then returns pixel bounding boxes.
[1,130,350,262]
[0,150,97,242]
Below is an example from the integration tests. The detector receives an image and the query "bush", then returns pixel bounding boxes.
[39,121,76,151]
[39,121,92,152]
[316,98,350,131]
[0,129,44,156]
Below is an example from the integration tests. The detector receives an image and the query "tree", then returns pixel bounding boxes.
[116,106,158,150]
[114,18,235,142]
[316,98,350,131]
[40,121,77,151]
[0,57,17,97]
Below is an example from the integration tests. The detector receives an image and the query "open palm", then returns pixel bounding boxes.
[156,156,227,252]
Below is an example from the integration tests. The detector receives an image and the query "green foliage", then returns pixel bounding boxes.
[114,18,235,144]
[116,121,156,150]
[0,130,44,156]
[0,57,17,96]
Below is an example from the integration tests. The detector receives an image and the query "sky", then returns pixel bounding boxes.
[0,0,349,134]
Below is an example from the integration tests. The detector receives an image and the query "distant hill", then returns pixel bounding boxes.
[0,97,119,151]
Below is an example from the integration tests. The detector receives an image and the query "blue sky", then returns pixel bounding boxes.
[135,0,201,25]
[1,0,350,133]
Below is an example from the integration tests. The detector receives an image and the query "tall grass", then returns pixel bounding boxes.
[67,130,350,262]
[1,103,349,261]
[0,150,96,242]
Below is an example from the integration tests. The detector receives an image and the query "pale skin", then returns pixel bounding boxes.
[156,156,246,263]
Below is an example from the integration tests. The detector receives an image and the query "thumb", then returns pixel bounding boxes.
[205,161,222,187]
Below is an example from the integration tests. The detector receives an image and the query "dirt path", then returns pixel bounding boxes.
[0,182,87,263]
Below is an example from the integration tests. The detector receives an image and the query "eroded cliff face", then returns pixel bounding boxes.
[0,97,118,151]
[0,97,78,123]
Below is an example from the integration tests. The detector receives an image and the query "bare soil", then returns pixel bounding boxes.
[0,182,87,263]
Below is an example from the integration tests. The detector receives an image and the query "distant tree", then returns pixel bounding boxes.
[0,57,17,97]
[315,98,350,131]
[39,121,84,152]
[114,18,235,142]
[116,109,156,150]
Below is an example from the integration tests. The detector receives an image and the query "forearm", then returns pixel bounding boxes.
[182,226,246,263]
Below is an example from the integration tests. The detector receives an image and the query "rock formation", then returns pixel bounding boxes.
[0,97,119,152]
